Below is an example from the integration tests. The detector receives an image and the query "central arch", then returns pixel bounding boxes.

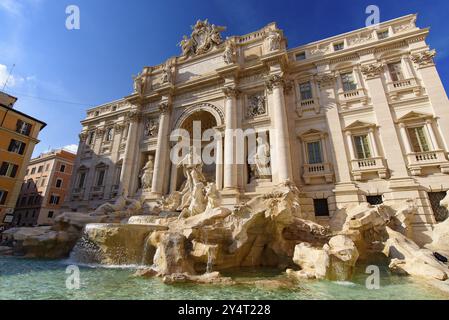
[170,106,223,192]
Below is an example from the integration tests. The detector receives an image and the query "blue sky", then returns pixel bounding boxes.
[1,0,448,157]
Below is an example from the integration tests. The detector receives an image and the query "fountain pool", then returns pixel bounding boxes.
[0,256,447,300]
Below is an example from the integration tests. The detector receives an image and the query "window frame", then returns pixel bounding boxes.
[306,140,323,164]
[353,134,372,159]
[340,71,357,92]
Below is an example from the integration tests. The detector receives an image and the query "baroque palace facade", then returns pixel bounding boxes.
[66,14,449,244]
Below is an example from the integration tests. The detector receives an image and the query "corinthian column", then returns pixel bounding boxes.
[266,74,293,183]
[119,109,141,196]
[223,87,238,190]
[151,101,172,196]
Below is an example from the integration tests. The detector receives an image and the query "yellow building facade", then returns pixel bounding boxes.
[0,91,46,228]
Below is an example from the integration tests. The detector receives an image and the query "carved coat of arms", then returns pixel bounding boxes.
[179,19,226,58]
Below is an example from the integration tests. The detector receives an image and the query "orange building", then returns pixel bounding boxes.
[0,91,46,228]
[12,149,76,226]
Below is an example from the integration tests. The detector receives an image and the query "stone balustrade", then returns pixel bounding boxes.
[350,157,388,181]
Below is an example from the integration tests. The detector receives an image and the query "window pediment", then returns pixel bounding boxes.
[397,111,433,123]
[298,129,327,141]
[344,120,376,131]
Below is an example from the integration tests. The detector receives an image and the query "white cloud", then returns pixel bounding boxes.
[62,144,78,154]
[0,63,16,87]
[0,0,22,16]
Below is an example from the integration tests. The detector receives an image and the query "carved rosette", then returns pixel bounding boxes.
[159,102,171,114]
[360,63,384,80]
[315,73,336,88]
[222,87,239,98]
[411,50,436,68]
[265,74,284,92]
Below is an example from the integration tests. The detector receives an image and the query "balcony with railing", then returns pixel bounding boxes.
[296,98,320,117]
[302,162,334,184]
[71,187,85,201]
[406,150,449,175]
[338,88,368,107]
[350,157,388,181]
[386,78,422,101]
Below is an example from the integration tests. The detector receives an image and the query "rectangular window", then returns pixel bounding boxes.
[48,211,54,218]
[31,167,36,175]
[377,30,389,40]
[16,119,32,136]
[407,126,430,152]
[314,199,330,217]
[299,82,313,100]
[38,166,43,173]
[295,51,306,61]
[341,72,357,92]
[87,132,95,145]
[353,135,372,159]
[25,169,29,176]
[56,179,62,188]
[307,141,323,164]
[97,170,106,187]
[333,42,344,51]
[428,192,449,222]
[0,190,8,205]
[388,62,404,82]
[45,164,50,171]
[8,139,26,155]
[49,195,60,205]
[105,128,113,141]
[40,178,46,187]
[0,162,19,178]
[60,164,66,173]
[366,195,383,205]
[78,172,86,188]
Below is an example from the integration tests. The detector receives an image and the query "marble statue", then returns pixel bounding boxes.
[223,41,236,64]
[179,19,226,58]
[205,182,221,210]
[265,29,281,52]
[161,62,173,84]
[253,137,271,179]
[179,35,194,57]
[139,154,154,190]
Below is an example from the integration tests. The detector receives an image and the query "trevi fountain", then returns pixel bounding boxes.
[2,16,449,300]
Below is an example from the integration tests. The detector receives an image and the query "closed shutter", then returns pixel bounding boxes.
[10,164,18,178]
[19,142,26,155]
[0,191,8,205]
[0,163,8,176]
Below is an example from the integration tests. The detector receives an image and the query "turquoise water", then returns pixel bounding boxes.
[0,256,447,300]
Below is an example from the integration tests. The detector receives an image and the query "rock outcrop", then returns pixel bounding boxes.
[0,196,144,258]
[383,227,448,281]
[288,235,359,281]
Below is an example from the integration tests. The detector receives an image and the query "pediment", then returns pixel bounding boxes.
[298,128,327,138]
[344,120,376,131]
[397,111,432,122]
